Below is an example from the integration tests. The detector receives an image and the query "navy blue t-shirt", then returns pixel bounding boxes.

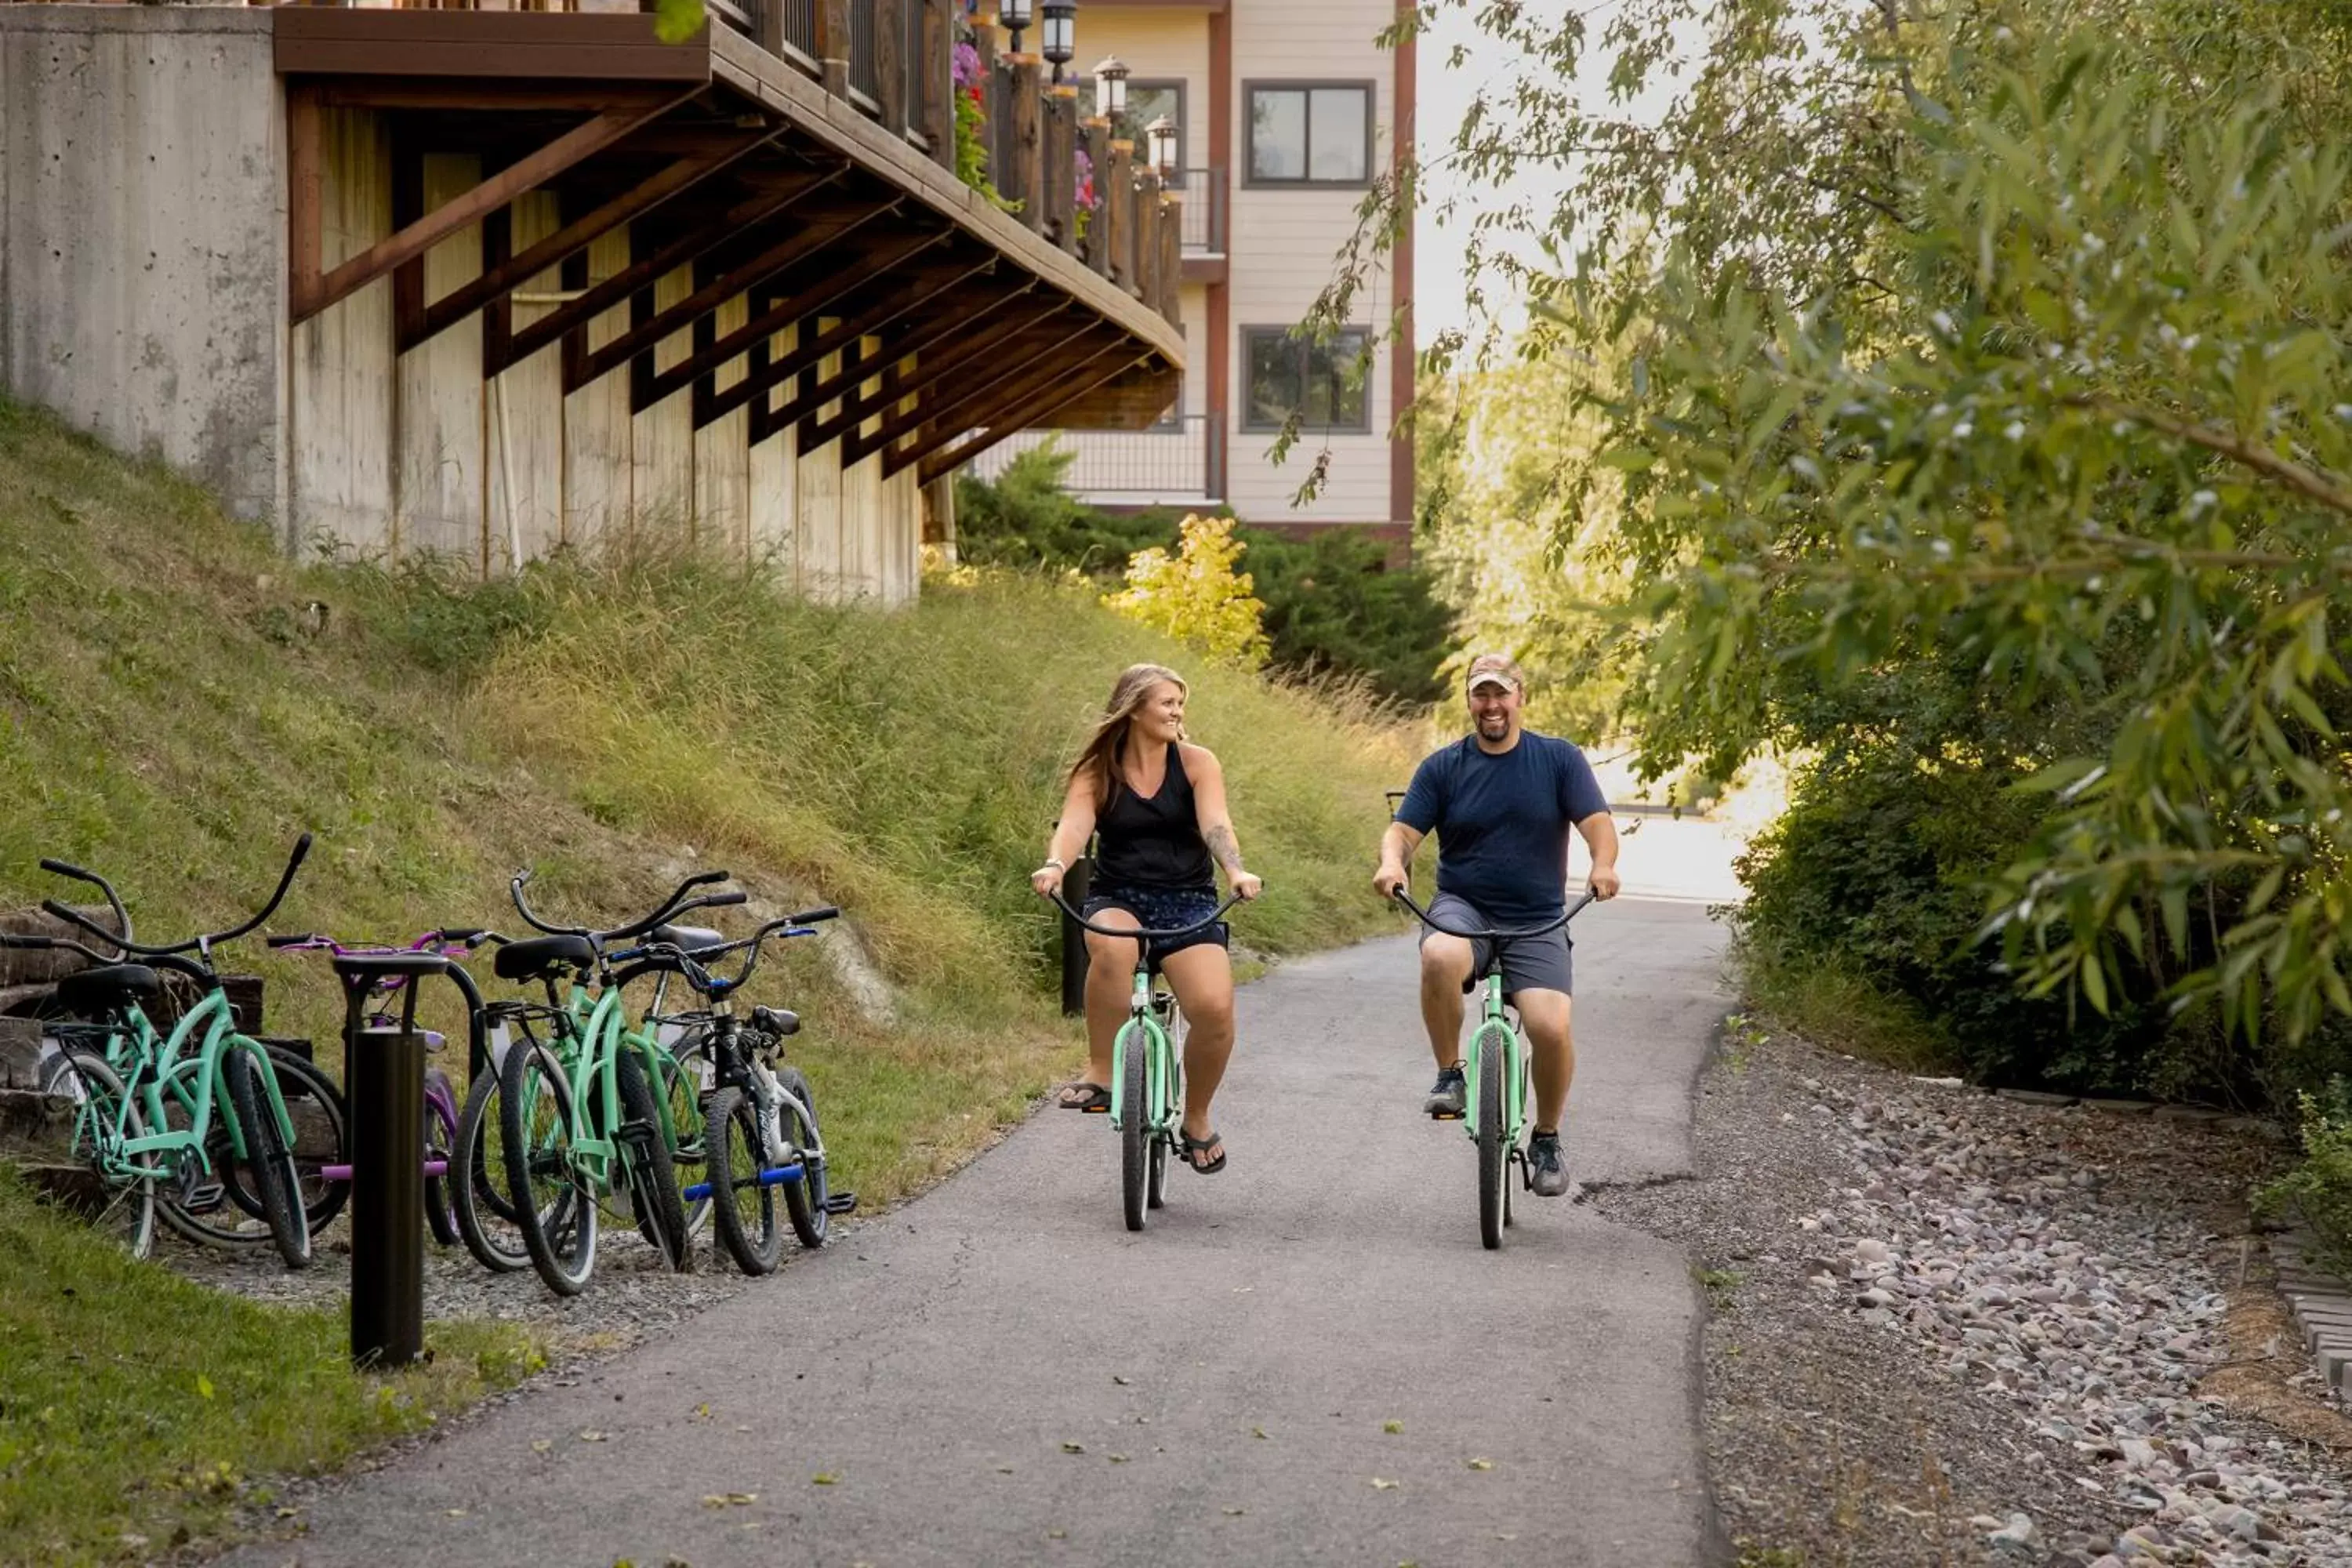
[1395,731,1609,924]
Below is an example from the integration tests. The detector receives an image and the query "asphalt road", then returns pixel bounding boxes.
[223,840,1735,1568]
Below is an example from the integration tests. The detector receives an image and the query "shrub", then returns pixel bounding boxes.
[2258,1083,2352,1277]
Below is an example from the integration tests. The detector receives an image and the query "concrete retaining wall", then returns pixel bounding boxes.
[0,9,286,527]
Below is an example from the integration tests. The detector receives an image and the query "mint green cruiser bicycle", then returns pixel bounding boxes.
[1051,891,1245,1232]
[495,869,742,1296]
[1393,887,1595,1250]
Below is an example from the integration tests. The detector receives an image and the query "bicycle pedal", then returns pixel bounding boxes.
[822,1192,858,1214]
[1429,1110,1465,1122]
[1081,1104,1110,1115]
[180,1180,227,1214]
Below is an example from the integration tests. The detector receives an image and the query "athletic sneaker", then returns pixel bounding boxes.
[1423,1064,1467,1117]
[1528,1130,1571,1196]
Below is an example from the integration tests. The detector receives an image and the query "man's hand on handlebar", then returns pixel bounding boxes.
[1589,865,1622,900]
[1372,862,1410,899]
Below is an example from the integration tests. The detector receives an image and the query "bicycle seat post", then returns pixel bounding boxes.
[331,949,448,1370]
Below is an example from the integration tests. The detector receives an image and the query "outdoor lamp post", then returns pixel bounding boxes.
[1093,55,1128,125]
[1146,114,1180,180]
[997,0,1033,53]
[1041,0,1076,82]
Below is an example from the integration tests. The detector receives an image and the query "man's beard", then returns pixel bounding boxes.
[1477,713,1509,738]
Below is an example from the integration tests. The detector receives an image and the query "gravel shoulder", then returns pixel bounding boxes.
[1594,1022,2352,1567]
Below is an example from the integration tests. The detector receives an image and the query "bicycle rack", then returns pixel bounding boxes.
[332,950,450,1370]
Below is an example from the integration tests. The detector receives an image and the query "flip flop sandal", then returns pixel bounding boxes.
[1179,1131,1227,1175]
[1055,1082,1112,1113]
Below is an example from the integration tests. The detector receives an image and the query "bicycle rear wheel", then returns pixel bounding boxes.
[777,1067,831,1249]
[500,1040,597,1296]
[616,1049,690,1272]
[704,1086,782,1276]
[656,1034,713,1245]
[451,1067,530,1272]
[1475,1027,1507,1251]
[423,1066,460,1247]
[50,1049,157,1259]
[1120,1022,1148,1232]
[228,1051,348,1238]
[225,1046,310,1269]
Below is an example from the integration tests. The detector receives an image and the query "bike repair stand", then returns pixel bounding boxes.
[332,951,447,1370]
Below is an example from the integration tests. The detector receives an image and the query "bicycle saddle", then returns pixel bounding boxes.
[651,924,726,953]
[50,963,162,1014]
[493,935,597,982]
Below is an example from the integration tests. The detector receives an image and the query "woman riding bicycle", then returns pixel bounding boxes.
[1032,662,1261,1174]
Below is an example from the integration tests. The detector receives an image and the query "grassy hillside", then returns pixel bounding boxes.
[0,393,1413,1199]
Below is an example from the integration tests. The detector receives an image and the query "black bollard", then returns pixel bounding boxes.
[1058,856,1093,1017]
[333,952,447,1370]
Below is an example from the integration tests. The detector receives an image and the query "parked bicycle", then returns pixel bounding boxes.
[1051,890,1247,1232]
[630,907,856,1275]
[7,837,322,1266]
[1391,887,1596,1250]
[495,869,745,1296]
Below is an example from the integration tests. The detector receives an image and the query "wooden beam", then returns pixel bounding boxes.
[497,165,847,373]
[787,292,1051,452]
[1080,120,1112,278]
[1007,56,1044,234]
[702,253,1000,430]
[1044,88,1077,252]
[390,135,427,350]
[915,348,1147,484]
[635,225,945,412]
[407,129,779,353]
[836,296,1082,462]
[885,339,1129,481]
[293,90,695,324]
[572,197,903,395]
[920,0,955,170]
[876,0,908,136]
[312,82,687,113]
[815,0,851,98]
[891,325,1127,460]
[287,84,323,321]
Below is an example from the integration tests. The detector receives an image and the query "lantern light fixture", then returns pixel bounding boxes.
[1146,114,1180,180]
[997,0,1033,53]
[1040,0,1076,79]
[1092,55,1128,122]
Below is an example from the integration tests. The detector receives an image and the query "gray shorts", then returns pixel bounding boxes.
[1418,892,1573,998]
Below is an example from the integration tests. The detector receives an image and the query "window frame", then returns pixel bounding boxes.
[1241,79,1377,189]
[1238,325,1374,434]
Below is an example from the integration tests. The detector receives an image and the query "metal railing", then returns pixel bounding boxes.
[848,0,879,102]
[776,0,816,53]
[1174,168,1226,254]
[971,416,1220,502]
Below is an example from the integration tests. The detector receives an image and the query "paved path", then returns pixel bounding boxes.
[226,833,1737,1568]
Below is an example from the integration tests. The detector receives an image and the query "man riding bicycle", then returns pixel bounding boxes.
[1372,654,1621,1196]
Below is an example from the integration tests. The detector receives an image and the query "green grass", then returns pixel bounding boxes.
[0,1169,543,1566]
[1732,931,1962,1077]
[0,394,1416,1556]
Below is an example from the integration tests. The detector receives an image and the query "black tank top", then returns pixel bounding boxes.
[1093,743,1214,891]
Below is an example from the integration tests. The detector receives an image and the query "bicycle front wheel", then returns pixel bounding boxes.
[49,1048,157,1259]
[777,1067,830,1249]
[423,1066,460,1247]
[500,1040,597,1297]
[704,1086,782,1276]
[1120,1022,1149,1233]
[225,1046,310,1269]
[658,1034,713,1244]
[1475,1028,1507,1251]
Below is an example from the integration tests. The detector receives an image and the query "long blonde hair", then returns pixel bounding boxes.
[1069,663,1189,807]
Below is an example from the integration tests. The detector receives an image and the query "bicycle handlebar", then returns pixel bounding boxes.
[38,858,132,953]
[1047,890,1248,942]
[508,866,742,942]
[610,906,840,995]
[1389,887,1594,941]
[40,833,312,958]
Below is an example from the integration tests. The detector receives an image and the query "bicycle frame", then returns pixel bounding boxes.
[1107,964,1178,1138]
[79,988,292,1184]
[1457,973,1526,1154]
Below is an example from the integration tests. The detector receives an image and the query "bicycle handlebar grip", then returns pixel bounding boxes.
[702,891,747,909]
[789,906,841,924]
[0,933,53,949]
[38,857,93,880]
[436,927,486,943]
[685,869,731,889]
[266,934,322,949]
[289,831,314,869]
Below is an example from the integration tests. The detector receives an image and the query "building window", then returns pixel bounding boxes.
[1080,78,1186,169]
[1241,327,1371,432]
[1245,82,1372,185]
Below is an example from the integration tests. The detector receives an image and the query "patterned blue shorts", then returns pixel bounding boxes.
[1080,881,1229,966]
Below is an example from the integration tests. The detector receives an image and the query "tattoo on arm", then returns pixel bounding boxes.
[1205,824,1244,876]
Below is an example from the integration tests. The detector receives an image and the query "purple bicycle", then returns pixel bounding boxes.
[268,928,499,1252]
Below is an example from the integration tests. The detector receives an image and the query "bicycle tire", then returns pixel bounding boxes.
[234,1051,349,1236]
[1148,1000,1181,1210]
[424,1066,460,1248]
[704,1086,783,1276]
[501,1039,597,1297]
[777,1066,830,1249]
[451,1068,530,1272]
[616,1049,691,1272]
[1120,1022,1148,1232]
[52,1048,158,1259]
[1475,1028,1506,1251]
[225,1045,310,1269]
[658,1034,713,1244]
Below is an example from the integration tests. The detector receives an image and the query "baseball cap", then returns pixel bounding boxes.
[1465,654,1524,694]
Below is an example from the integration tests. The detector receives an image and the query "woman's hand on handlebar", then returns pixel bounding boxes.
[1230,869,1264,902]
[1030,861,1065,899]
